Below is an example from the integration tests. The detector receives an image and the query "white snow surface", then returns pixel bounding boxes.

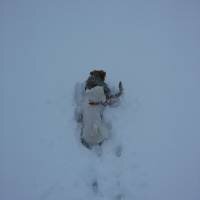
[1,1,200,200]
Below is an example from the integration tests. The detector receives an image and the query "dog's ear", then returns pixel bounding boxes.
[99,70,106,81]
[90,70,95,76]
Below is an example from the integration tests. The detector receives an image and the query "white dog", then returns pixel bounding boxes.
[74,70,123,149]
[80,86,109,147]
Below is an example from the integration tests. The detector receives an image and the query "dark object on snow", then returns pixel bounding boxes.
[85,70,111,99]
[92,180,99,194]
[79,70,124,150]
[85,70,123,101]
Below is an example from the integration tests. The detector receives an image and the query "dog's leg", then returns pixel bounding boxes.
[80,137,92,149]
[80,128,92,149]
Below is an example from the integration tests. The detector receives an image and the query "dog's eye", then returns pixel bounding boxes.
[90,75,95,81]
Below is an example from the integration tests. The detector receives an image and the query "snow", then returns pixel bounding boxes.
[1,0,200,200]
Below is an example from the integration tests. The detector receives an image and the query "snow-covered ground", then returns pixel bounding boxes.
[1,1,200,200]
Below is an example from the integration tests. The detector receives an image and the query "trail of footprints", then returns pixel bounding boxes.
[91,145,125,200]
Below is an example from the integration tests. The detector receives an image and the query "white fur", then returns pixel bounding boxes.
[81,86,109,145]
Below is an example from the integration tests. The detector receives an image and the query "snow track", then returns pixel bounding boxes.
[73,83,147,200]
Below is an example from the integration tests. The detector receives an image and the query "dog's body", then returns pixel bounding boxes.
[75,70,123,149]
[81,86,109,146]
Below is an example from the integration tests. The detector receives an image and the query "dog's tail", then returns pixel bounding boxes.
[110,81,123,98]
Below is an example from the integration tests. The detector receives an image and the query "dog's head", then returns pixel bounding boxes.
[90,70,106,81]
